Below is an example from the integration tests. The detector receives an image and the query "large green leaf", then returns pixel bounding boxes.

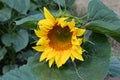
[1,0,30,14]
[0,7,11,22]
[1,29,29,52]
[0,33,111,80]
[0,64,36,80]
[86,0,120,42]
[109,56,120,76]
[15,14,43,29]
[2,65,18,75]
[78,33,111,80]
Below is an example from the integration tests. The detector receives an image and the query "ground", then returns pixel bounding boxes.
[75,0,120,80]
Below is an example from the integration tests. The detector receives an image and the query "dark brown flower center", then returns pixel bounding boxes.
[47,25,72,50]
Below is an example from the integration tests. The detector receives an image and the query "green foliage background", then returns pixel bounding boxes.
[0,0,120,80]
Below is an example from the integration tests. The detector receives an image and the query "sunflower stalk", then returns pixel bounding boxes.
[8,44,16,65]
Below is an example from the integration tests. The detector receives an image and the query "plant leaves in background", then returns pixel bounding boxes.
[0,47,7,61]
[79,33,111,80]
[1,0,30,14]
[15,14,43,29]
[53,0,65,6]
[109,56,120,76]
[0,64,36,80]
[0,1,4,9]
[17,50,35,61]
[0,8,11,22]
[86,0,120,42]
[1,29,29,52]
[0,33,111,80]
[2,65,18,75]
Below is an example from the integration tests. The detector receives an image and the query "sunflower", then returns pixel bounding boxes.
[33,7,86,68]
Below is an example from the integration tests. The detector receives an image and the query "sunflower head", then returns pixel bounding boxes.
[33,7,86,68]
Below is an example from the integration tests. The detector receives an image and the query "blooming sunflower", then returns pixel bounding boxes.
[33,7,86,68]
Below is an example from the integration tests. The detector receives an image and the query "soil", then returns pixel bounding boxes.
[105,75,120,80]
[75,0,120,80]
[74,0,120,16]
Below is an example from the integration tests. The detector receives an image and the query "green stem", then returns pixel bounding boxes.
[39,8,44,14]
[80,14,88,19]
[73,62,85,80]
[58,3,62,12]
[0,29,4,34]
[4,25,11,33]
[8,44,15,65]
[63,1,67,13]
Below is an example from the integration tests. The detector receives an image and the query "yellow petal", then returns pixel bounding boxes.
[76,28,86,36]
[32,46,45,52]
[39,52,47,62]
[61,21,68,28]
[55,52,61,68]
[44,7,55,22]
[72,50,84,61]
[38,19,54,28]
[34,29,48,37]
[71,55,75,61]
[49,58,54,68]
[40,48,52,61]
[46,49,57,60]
[36,37,49,45]
[78,38,83,45]
[34,30,41,37]
[77,46,83,54]
[61,50,71,65]
[56,18,68,27]
[68,19,75,31]
[72,36,80,45]
[72,46,83,54]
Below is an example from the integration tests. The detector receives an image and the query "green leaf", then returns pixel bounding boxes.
[1,0,30,14]
[80,33,111,80]
[0,47,7,61]
[0,7,11,22]
[87,0,116,21]
[85,21,120,42]
[17,50,35,61]
[1,29,29,52]
[53,0,65,6]
[86,0,120,42]
[16,14,43,25]
[2,65,18,74]
[0,33,111,80]
[109,56,120,76]
[30,2,37,10]
[18,20,38,29]
[0,64,36,80]
[15,14,43,29]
